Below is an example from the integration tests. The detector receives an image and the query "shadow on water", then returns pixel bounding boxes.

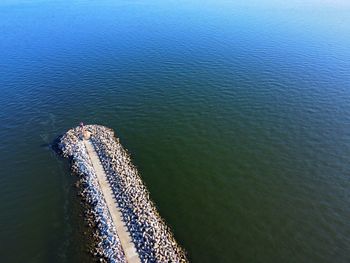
[49,135,64,156]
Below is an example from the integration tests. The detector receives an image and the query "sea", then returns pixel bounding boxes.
[0,0,350,262]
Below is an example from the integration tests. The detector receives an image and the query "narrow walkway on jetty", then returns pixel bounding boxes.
[84,139,141,263]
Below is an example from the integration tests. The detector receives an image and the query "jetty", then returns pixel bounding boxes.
[84,140,141,263]
[58,124,188,263]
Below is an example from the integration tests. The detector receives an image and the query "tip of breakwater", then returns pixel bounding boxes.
[58,124,188,263]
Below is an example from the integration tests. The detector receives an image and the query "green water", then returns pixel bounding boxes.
[1,0,350,262]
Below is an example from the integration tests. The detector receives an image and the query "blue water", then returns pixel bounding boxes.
[1,1,350,262]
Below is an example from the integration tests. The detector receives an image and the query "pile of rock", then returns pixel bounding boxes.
[59,124,188,263]
[59,128,126,263]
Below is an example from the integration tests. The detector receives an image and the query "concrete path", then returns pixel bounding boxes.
[84,140,141,263]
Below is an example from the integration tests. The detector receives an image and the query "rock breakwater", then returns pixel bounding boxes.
[59,124,188,263]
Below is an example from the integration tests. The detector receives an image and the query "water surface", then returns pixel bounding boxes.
[1,1,350,262]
